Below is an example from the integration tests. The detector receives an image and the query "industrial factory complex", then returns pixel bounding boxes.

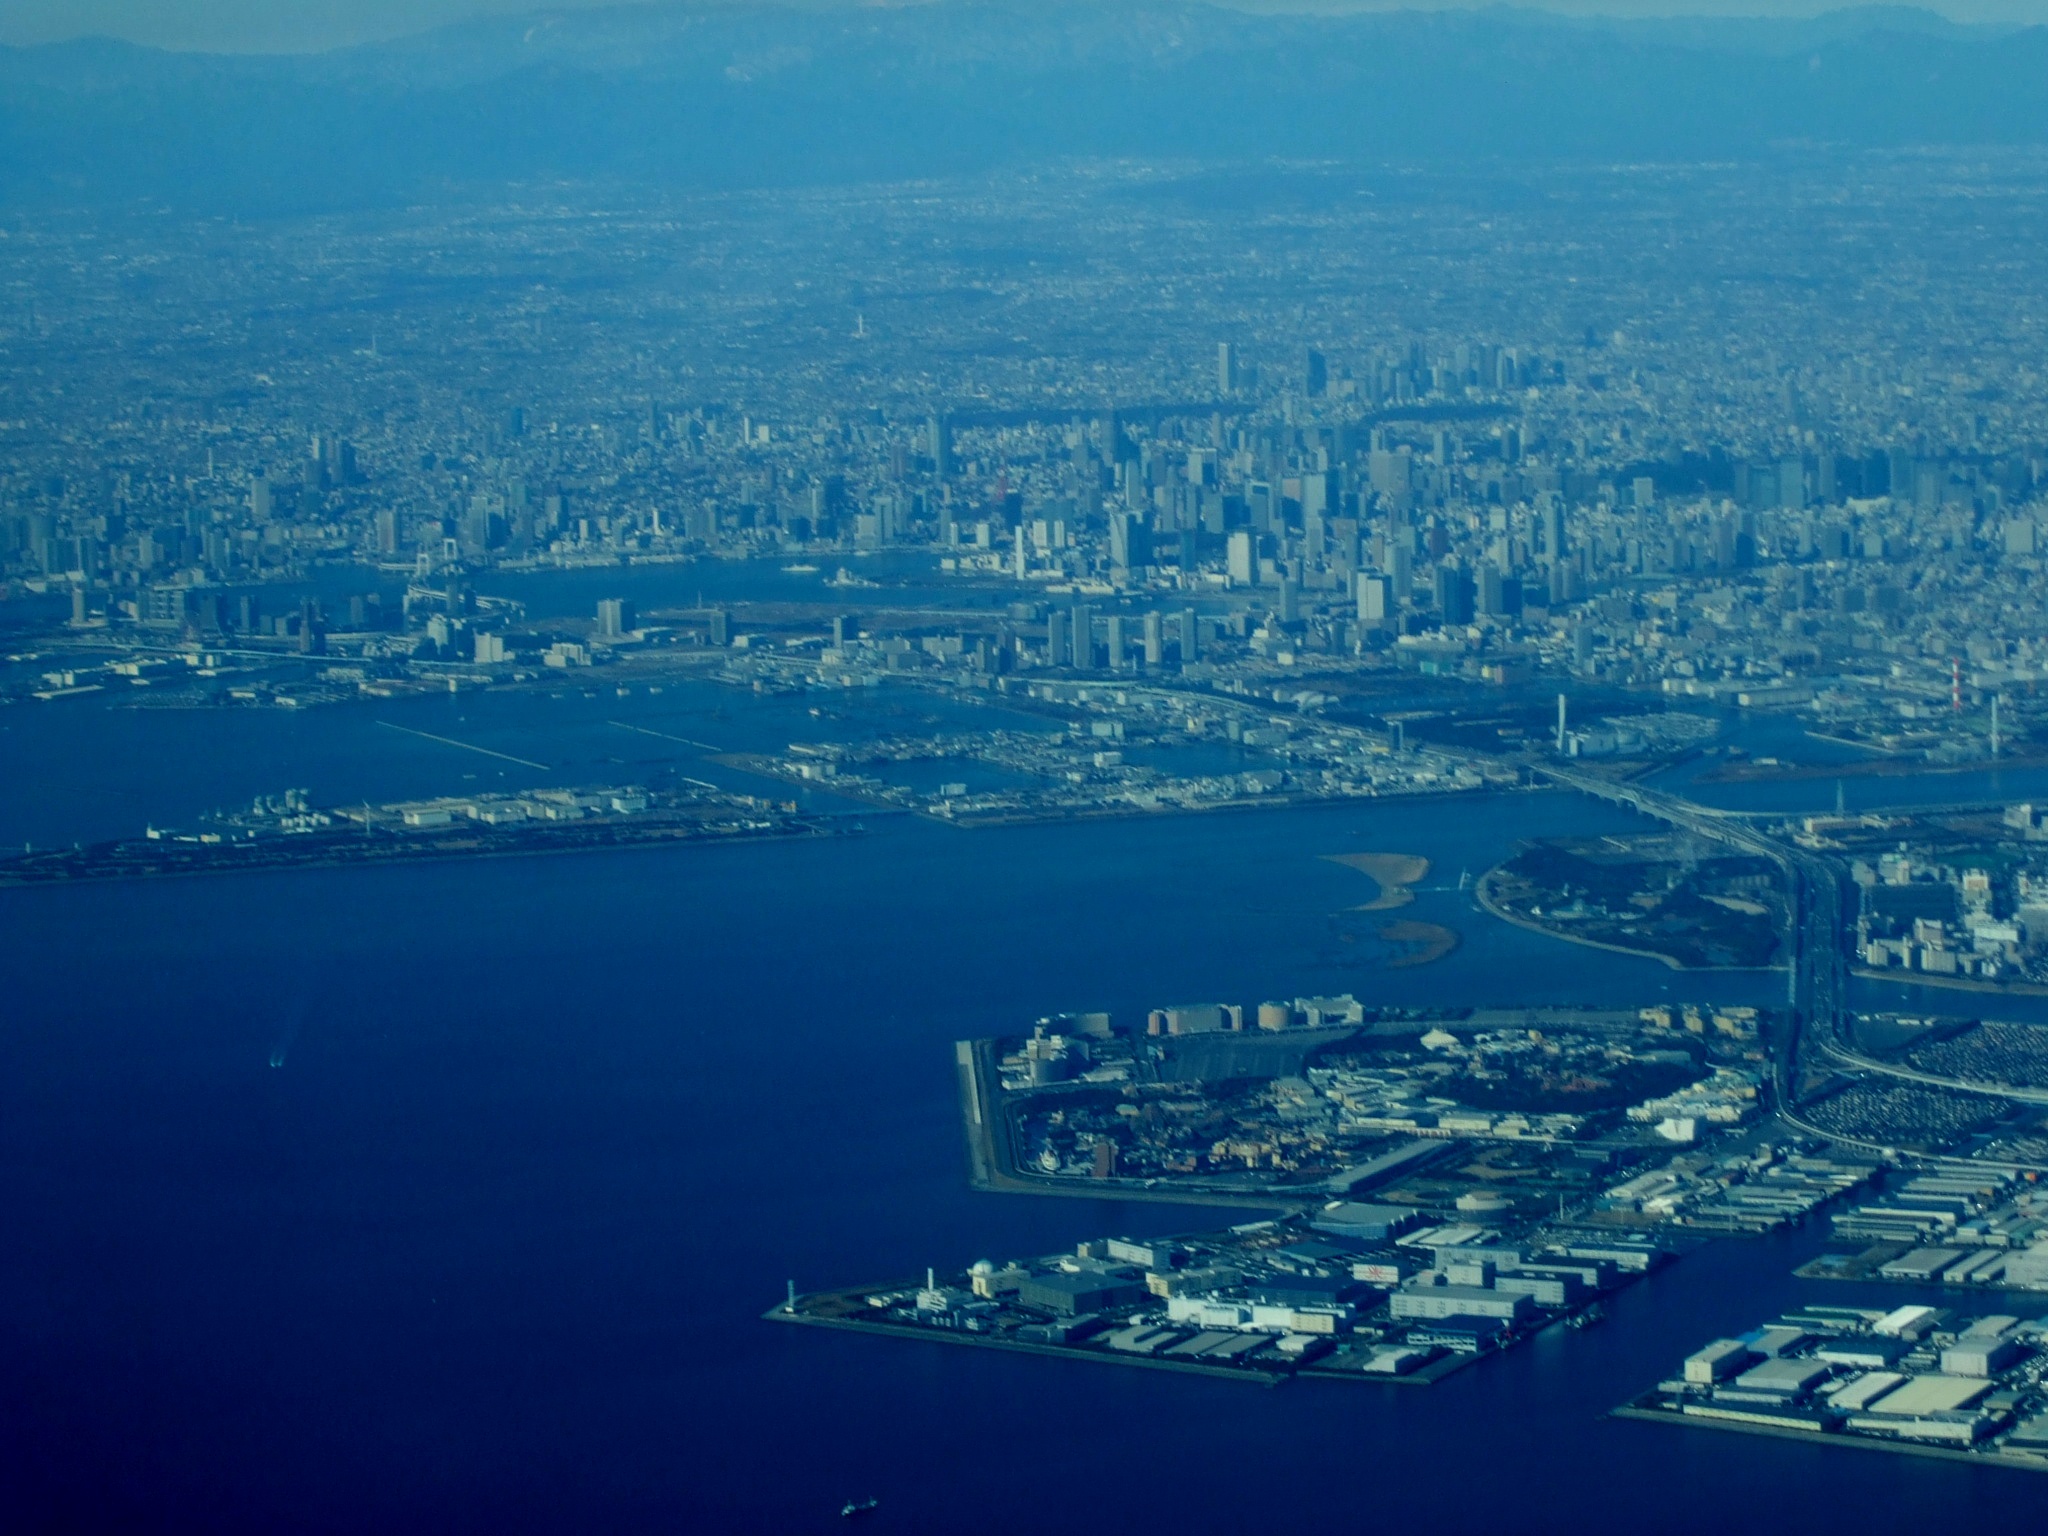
[771,1210,1661,1385]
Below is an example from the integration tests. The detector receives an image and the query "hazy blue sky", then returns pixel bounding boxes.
[2,0,2045,54]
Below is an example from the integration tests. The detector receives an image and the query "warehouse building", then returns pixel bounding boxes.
[1683,1339,1755,1384]
[1389,1283,1532,1323]
[1018,1271,1147,1316]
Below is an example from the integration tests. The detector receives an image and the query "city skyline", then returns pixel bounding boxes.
[11,5,2048,1527]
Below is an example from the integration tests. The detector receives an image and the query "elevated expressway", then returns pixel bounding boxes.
[1536,765,1851,1120]
[1536,763,2048,1154]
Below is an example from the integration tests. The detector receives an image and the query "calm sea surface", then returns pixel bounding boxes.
[1,682,2041,1532]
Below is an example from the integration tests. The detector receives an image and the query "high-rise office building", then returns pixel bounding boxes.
[1435,562,1476,627]
[1109,511,1151,573]
[1779,456,1807,510]
[1369,450,1412,503]
[1045,609,1067,667]
[1070,603,1093,670]
[1142,611,1163,667]
[1226,530,1255,586]
[1304,348,1328,398]
[1301,470,1335,556]
[1301,469,1335,518]
[597,598,634,638]
[298,599,325,656]
[1540,500,1567,566]
[1388,542,1413,602]
[1887,446,1914,502]
[1478,563,1505,617]
[1356,572,1393,630]
[1217,342,1238,395]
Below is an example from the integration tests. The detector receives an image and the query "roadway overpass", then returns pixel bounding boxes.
[1536,764,1850,1118]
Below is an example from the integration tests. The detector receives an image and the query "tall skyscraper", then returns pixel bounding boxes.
[1142,611,1163,667]
[1226,530,1255,586]
[1217,342,1238,395]
[1435,562,1475,627]
[1070,603,1094,670]
[1301,470,1334,556]
[1180,608,1200,665]
[1304,347,1328,398]
[1109,511,1151,573]
[1356,572,1393,630]
[1045,610,1067,667]
[1541,500,1567,566]
[1477,563,1505,617]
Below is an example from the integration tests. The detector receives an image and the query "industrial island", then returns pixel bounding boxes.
[776,967,2048,1448]
[772,995,1848,1383]
[743,691,2048,1480]
[1622,1303,2048,1472]
[0,777,847,886]
[773,1208,1659,1386]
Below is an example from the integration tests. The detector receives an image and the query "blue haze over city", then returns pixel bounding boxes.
[12,2,2048,1531]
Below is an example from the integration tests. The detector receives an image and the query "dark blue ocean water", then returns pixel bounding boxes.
[1,688,2042,1532]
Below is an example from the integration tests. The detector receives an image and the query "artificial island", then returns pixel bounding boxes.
[0,776,847,886]
[768,744,2048,1474]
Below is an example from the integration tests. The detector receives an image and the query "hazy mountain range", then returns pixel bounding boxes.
[3,2,2046,208]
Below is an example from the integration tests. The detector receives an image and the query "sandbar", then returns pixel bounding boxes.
[1324,851,1431,910]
